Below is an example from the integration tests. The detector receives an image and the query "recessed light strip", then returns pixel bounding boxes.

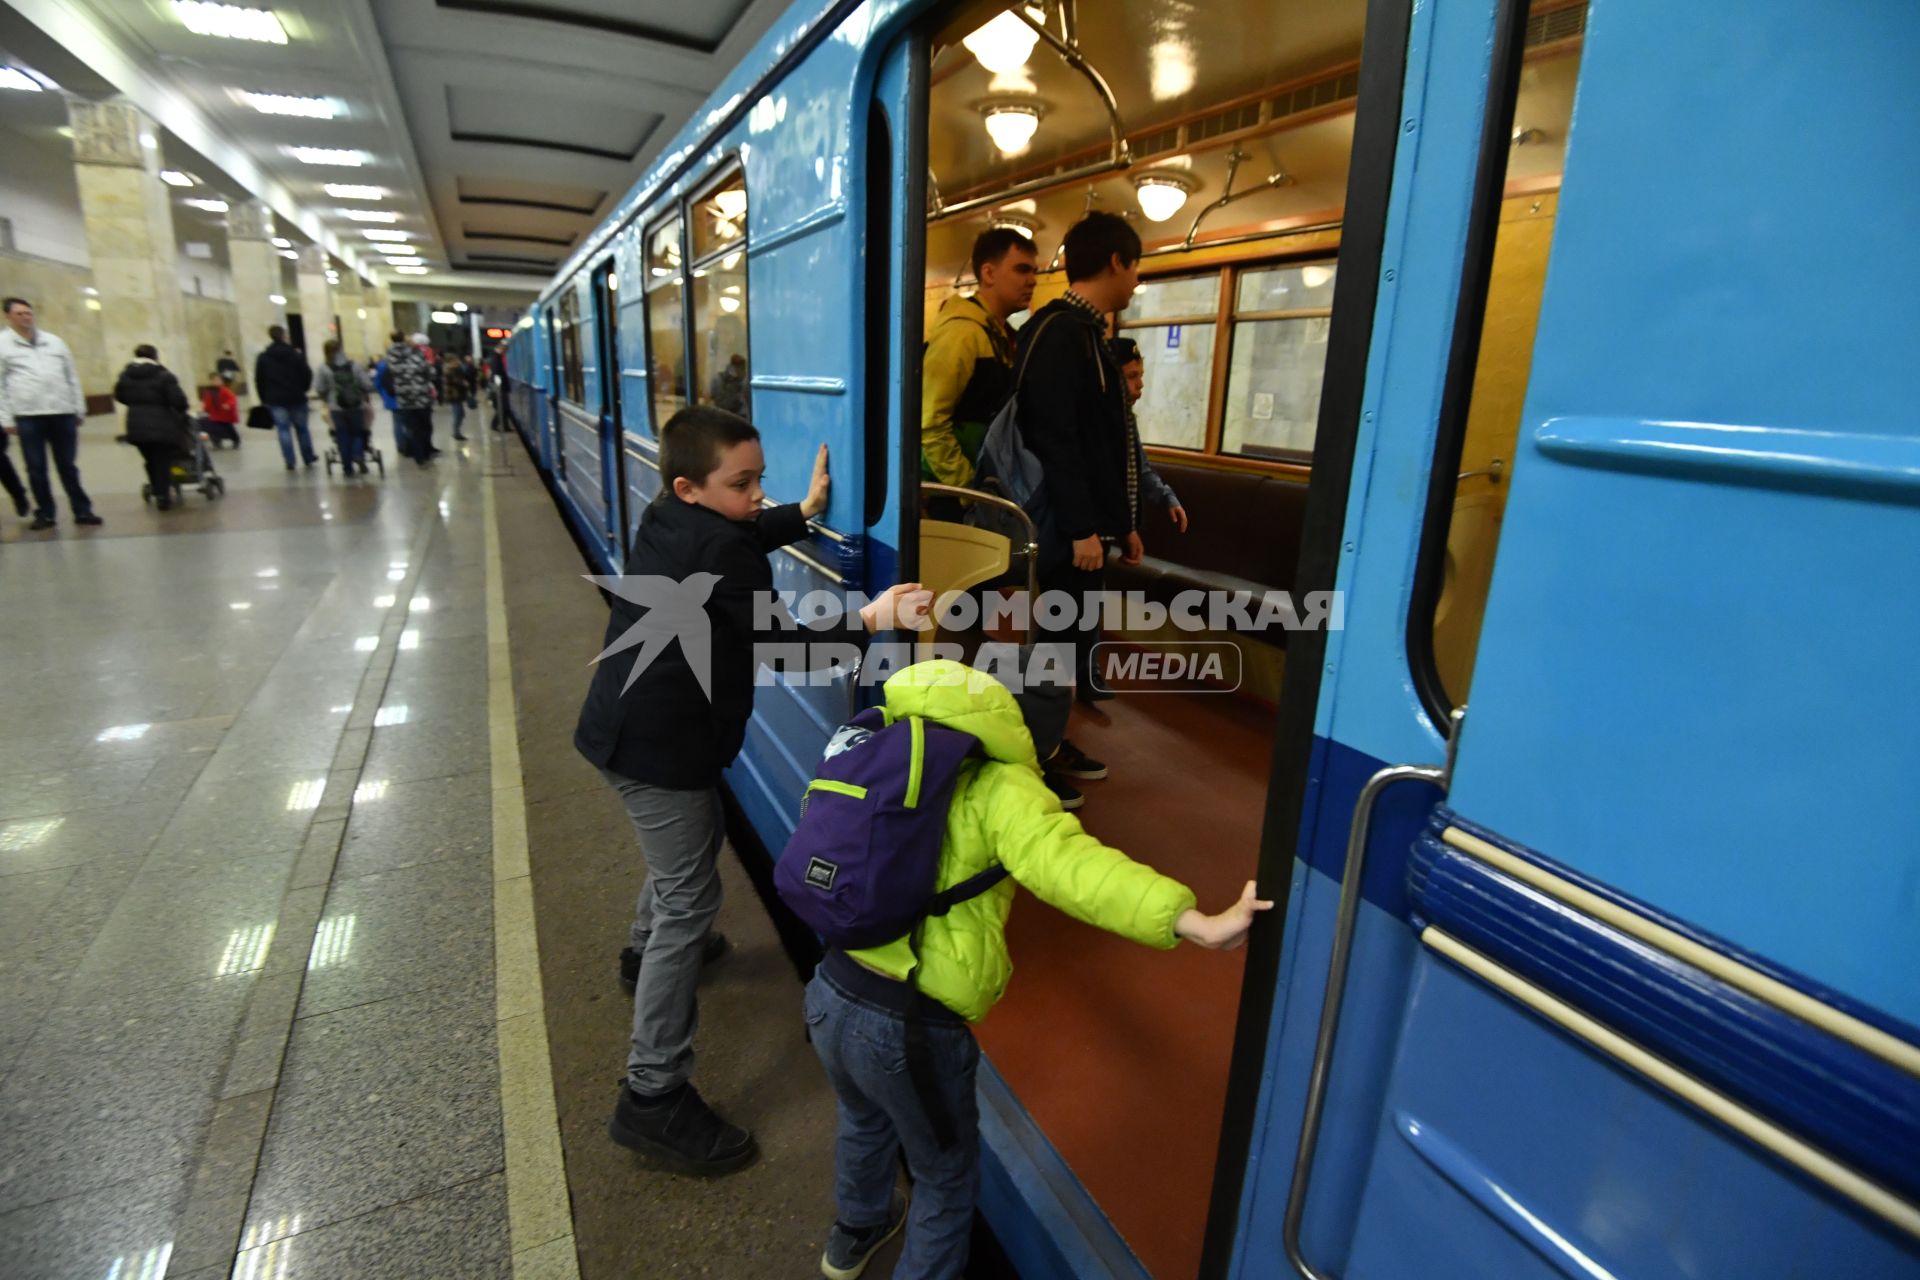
[173,1,288,44]
[238,90,333,118]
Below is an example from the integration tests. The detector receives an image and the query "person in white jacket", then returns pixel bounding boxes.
[1,297,100,529]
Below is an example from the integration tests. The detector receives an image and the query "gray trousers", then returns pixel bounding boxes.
[599,768,725,1094]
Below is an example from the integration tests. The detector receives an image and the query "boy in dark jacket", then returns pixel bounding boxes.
[575,406,931,1176]
[115,345,193,510]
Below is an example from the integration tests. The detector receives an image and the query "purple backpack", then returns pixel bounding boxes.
[775,707,1008,950]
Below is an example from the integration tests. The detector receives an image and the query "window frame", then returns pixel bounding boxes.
[1118,250,1340,478]
[638,157,752,436]
[640,211,690,435]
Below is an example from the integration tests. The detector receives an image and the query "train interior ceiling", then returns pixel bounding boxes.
[914,0,1584,1275]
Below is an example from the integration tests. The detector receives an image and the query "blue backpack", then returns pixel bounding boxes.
[775,707,1007,950]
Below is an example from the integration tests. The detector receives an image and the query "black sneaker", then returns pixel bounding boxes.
[1050,738,1107,780]
[619,931,731,993]
[820,1192,908,1280]
[29,516,54,530]
[1044,772,1084,811]
[608,1082,756,1175]
[75,514,103,527]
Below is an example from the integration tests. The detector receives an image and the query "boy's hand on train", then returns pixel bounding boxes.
[1168,505,1189,533]
[801,444,830,518]
[1175,880,1275,951]
[1121,531,1144,566]
[859,582,934,633]
[1071,535,1104,571]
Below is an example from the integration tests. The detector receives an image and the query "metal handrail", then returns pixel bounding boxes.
[1184,146,1292,249]
[930,1,1133,221]
[919,482,1041,603]
[1283,709,1463,1280]
[1457,457,1505,484]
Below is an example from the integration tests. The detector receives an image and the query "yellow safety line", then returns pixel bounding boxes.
[1422,927,1920,1241]
[484,465,582,1280]
[1441,826,1920,1079]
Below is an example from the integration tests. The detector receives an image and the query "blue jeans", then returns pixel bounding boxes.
[270,403,316,467]
[805,971,980,1280]
[14,414,93,520]
[332,408,368,469]
[450,399,467,435]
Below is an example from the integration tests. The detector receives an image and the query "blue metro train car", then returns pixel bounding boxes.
[504,0,1920,1275]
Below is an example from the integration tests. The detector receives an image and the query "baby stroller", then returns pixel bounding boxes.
[323,421,386,477]
[142,433,226,504]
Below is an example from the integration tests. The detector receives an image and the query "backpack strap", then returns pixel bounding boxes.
[924,864,1009,917]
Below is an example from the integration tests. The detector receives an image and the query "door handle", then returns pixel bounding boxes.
[1283,712,1462,1280]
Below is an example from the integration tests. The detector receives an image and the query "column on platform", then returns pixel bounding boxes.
[68,97,190,386]
[227,200,283,402]
[332,273,367,363]
[295,245,336,361]
[360,279,394,362]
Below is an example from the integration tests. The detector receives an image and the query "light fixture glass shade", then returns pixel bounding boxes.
[1300,264,1334,289]
[269,293,286,305]
[430,311,458,324]
[712,189,747,220]
[983,105,1040,156]
[453,302,469,312]
[1134,176,1192,222]
[160,170,195,187]
[962,10,1040,74]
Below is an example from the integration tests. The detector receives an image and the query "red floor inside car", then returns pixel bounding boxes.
[974,688,1278,1280]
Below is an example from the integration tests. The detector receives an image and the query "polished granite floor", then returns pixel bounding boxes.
[0,412,513,1279]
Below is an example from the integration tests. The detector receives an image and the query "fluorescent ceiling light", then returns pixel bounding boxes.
[280,250,298,259]
[430,310,459,324]
[0,68,45,92]
[289,147,362,166]
[962,10,1041,74]
[269,293,286,304]
[393,266,429,275]
[270,236,291,248]
[341,210,399,223]
[452,302,468,312]
[385,257,425,267]
[160,170,195,187]
[362,229,409,242]
[184,198,230,212]
[174,2,288,44]
[325,183,383,200]
[239,90,332,119]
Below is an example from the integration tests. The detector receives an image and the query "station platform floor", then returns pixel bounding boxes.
[0,409,1267,1280]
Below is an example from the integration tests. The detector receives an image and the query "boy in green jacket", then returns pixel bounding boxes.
[805,660,1270,1279]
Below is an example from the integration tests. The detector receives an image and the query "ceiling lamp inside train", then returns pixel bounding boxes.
[962,8,1045,74]
[981,98,1044,156]
[1132,171,1196,222]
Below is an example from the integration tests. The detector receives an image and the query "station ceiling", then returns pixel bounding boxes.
[0,0,791,292]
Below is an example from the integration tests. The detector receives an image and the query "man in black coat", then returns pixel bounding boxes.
[253,324,315,470]
[1012,213,1145,799]
[114,345,193,510]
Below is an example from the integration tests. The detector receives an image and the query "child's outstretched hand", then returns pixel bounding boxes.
[859,582,935,634]
[1175,880,1274,950]
[801,444,831,518]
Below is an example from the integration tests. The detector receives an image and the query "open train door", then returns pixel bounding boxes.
[1222,1,1920,1278]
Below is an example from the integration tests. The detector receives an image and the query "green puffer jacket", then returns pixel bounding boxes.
[849,660,1197,1022]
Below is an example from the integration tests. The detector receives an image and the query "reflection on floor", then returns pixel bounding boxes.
[975,687,1276,1280]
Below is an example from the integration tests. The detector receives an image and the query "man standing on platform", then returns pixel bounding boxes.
[0,297,101,530]
[255,325,317,470]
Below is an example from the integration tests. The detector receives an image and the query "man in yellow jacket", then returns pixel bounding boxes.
[920,229,1037,488]
[805,660,1269,1279]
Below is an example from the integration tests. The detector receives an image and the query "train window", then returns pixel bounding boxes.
[688,170,750,417]
[645,218,688,429]
[1222,261,1336,459]
[1416,0,1588,714]
[691,173,747,262]
[1116,273,1221,451]
[556,285,585,403]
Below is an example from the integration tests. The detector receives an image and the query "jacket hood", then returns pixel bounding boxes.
[881,660,1037,768]
[931,293,1005,336]
[120,361,167,379]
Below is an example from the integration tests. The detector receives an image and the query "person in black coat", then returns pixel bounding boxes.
[253,324,316,470]
[573,406,931,1176]
[1014,212,1145,708]
[114,345,194,510]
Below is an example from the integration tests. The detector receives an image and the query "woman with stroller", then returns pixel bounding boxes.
[315,338,376,476]
[114,344,195,511]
